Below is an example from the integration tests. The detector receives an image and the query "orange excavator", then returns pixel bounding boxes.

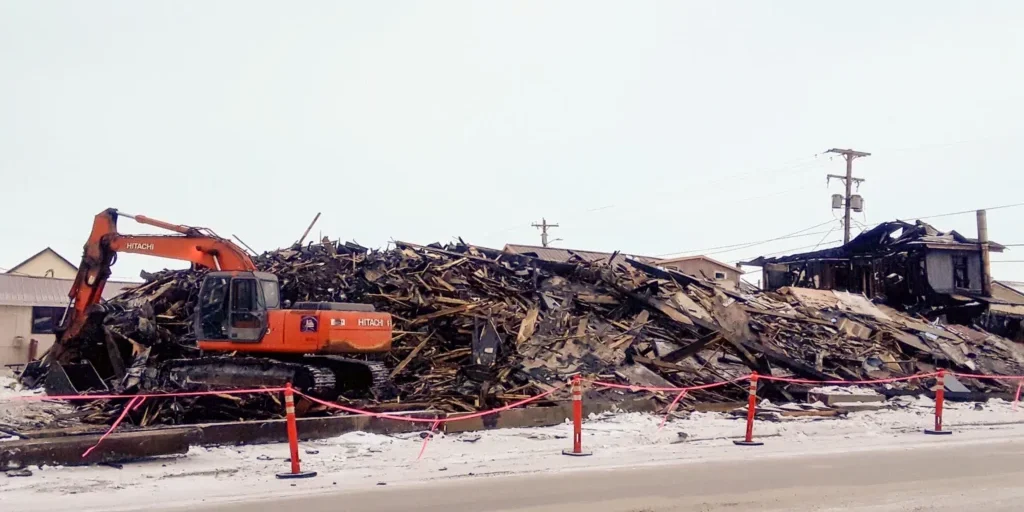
[48,208,394,397]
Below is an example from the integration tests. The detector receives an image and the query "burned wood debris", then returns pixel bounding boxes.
[37,238,1024,426]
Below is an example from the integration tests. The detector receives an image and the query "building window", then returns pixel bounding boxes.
[714,271,727,280]
[31,306,66,334]
[953,255,970,289]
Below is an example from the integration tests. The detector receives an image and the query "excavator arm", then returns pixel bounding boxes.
[55,208,256,358]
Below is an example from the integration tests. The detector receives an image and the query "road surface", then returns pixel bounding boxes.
[192,438,1024,512]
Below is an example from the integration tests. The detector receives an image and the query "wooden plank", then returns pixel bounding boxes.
[575,316,589,338]
[662,332,722,363]
[743,340,838,382]
[742,306,833,326]
[435,257,469,272]
[633,295,694,326]
[610,310,651,350]
[779,409,844,418]
[410,304,476,325]
[516,307,540,344]
[432,276,457,292]
[390,333,433,378]
[633,355,689,373]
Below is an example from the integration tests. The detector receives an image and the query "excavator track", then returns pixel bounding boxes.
[301,356,394,399]
[158,355,388,399]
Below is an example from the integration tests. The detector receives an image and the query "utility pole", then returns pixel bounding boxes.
[826,148,871,244]
[531,218,559,247]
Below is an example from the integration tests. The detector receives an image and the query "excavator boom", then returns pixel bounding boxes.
[54,208,255,361]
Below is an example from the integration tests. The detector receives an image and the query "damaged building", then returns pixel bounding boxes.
[744,219,1003,307]
[503,244,745,290]
[743,218,1024,340]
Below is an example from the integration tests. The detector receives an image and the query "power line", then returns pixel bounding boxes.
[902,202,1024,222]
[660,201,1024,267]
[656,219,836,258]
[660,230,832,258]
[729,202,1024,265]
[811,223,840,251]
[701,231,833,257]
[847,202,1024,235]
[732,239,843,264]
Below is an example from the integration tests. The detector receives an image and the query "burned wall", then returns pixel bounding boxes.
[925,251,983,294]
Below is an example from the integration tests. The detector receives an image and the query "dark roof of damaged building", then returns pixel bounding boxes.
[743,220,1004,266]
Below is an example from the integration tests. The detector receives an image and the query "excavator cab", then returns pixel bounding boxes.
[196,271,280,343]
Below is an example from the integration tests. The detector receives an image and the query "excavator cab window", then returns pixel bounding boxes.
[196,273,268,342]
[198,276,230,340]
[260,279,280,309]
[228,277,266,341]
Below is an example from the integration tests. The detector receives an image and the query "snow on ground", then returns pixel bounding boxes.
[0,371,76,438]
[3,395,1024,512]
[807,385,881,395]
[0,372,27,397]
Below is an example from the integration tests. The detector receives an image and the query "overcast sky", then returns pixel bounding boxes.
[2,1,1022,283]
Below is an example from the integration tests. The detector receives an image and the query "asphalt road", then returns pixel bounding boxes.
[194,439,1024,512]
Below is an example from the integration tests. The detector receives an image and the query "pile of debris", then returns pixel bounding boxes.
[31,238,1024,427]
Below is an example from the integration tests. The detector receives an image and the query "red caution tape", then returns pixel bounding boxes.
[757,372,939,385]
[588,375,749,393]
[953,372,1024,381]
[295,385,564,460]
[293,384,565,426]
[417,420,442,461]
[15,367,1024,462]
[81,396,143,459]
[658,390,687,431]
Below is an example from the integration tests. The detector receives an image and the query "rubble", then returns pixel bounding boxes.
[20,237,1024,430]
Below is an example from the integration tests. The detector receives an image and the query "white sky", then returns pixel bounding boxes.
[2,1,1022,282]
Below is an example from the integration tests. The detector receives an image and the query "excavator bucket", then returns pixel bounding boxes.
[43,361,108,396]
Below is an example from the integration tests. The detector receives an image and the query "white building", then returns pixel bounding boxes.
[1,248,135,367]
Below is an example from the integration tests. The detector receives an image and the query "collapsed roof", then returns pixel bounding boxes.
[743,220,1004,267]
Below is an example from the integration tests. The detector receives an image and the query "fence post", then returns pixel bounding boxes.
[734,372,764,446]
[924,369,953,436]
[276,382,318,478]
[562,375,592,456]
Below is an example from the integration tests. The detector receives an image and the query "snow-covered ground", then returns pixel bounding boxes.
[3,395,1024,512]
[1,372,77,440]
[807,384,881,396]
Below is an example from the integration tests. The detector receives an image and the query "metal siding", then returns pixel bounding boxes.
[659,260,741,288]
[0,274,135,307]
[503,244,652,266]
[967,253,983,293]
[926,252,954,292]
[662,260,739,289]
